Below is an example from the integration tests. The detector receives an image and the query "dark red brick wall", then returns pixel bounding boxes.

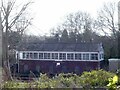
[18,60,100,74]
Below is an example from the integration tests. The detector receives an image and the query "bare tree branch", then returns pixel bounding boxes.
[9,2,32,29]
[96,2,117,38]
[1,0,33,81]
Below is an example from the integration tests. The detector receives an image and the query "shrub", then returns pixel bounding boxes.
[116,69,120,85]
[2,81,29,88]
[35,73,61,88]
[57,73,80,88]
[78,70,115,88]
[107,75,118,90]
[1,70,117,88]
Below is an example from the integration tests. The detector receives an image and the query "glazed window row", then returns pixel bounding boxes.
[21,52,100,60]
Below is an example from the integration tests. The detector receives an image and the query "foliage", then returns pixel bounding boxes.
[56,73,79,88]
[78,70,115,88]
[107,75,118,90]
[2,81,29,88]
[1,70,117,89]
[116,69,120,85]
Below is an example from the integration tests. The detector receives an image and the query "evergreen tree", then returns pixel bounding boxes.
[60,29,69,43]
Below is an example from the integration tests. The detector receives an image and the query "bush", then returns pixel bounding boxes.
[2,81,29,88]
[79,70,115,88]
[116,69,120,85]
[1,70,117,88]
[107,75,118,90]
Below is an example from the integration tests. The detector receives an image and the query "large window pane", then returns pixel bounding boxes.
[34,53,38,59]
[99,53,103,59]
[26,53,29,59]
[39,53,43,59]
[91,54,98,60]
[30,53,33,59]
[52,53,58,59]
[102,54,104,59]
[67,53,74,60]
[44,53,50,59]
[75,53,81,60]
[23,52,26,59]
[59,53,66,60]
[83,54,89,60]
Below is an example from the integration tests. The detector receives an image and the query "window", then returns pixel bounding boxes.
[91,54,98,60]
[102,54,104,59]
[26,53,29,59]
[23,52,26,59]
[59,53,66,60]
[83,53,89,60]
[67,53,74,60]
[34,53,38,59]
[44,53,50,59]
[75,53,81,60]
[100,53,104,59]
[52,53,58,59]
[30,53,33,59]
[39,53,43,59]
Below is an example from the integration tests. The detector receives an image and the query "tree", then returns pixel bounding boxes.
[8,31,22,49]
[62,12,93,34]
[60,29,69,43]
[95,2,119,58]
[96,2,117,38]
[9,14,33,50]
[0,12,2,68]
[1,0,33,80]
[118,32,120,58]
[69,31,76,43]
[54,11,97,43]
[118,1,120,58]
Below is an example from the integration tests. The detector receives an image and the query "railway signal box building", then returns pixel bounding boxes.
[16,43,104,75]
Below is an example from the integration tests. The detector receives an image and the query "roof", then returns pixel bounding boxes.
[18,42,103,52]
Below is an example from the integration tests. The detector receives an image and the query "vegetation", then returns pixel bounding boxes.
[6,2,119,68]
[1,0,33,81]
[0,0,119,83]
[107,75,118,90]
[12,2,119,65]
[1,70,120,89]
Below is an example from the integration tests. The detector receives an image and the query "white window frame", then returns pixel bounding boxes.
[90,53,98,60]
[75,53,81,60]
[51,53,58,59]
[39,53,44,59]
[59,53,66,60]
[83,53,89,60]
[19,51,100,61]
[34,53,38,59]
[44,53,51,59]
[67,53,74,60]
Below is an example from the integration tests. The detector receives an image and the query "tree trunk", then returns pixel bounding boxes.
[2,13,13,81]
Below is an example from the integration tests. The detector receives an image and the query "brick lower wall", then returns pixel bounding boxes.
[18,60,100,75]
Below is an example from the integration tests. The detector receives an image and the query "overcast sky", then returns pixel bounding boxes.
[26,0,119,36]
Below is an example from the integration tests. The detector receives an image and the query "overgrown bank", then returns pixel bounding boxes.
[1,70,120,89]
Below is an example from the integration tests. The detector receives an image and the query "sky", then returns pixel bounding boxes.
[25,0,119,36]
